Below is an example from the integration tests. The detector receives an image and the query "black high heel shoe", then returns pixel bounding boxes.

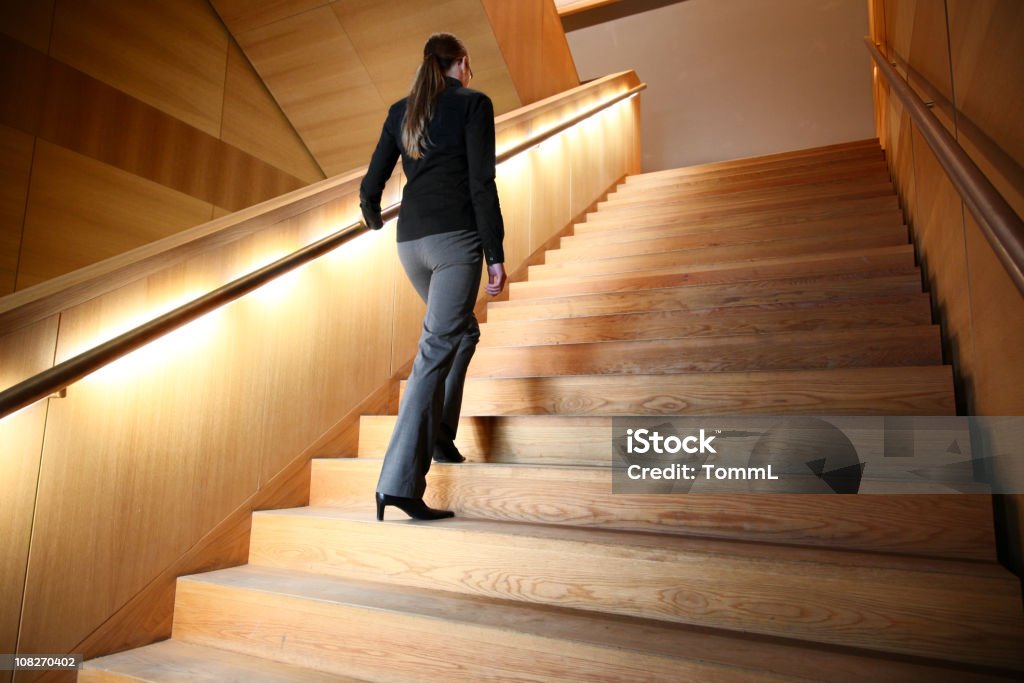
[375,492,454,521]
[433,435,466,463]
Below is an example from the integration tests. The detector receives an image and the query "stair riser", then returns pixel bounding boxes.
[577,196,901,234]
[593,182,895,218]
[313,459,997,561]
[245,515,1023,668]
[620,156,888,192]
[509,247,916,300]
[407,367,956,417]
[172,579,764,683]
[488,274,926,322]
[534,230,909,280]
[607,170,893,206]
[468,326,942,377]
[550,219,906,263]
[627,141,882,181]
[478,296,933,347]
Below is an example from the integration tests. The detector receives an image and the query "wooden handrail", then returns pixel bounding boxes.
[0,79,645,420]
[865,38,1024,295]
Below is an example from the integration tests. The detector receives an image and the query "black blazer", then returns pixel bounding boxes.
[360,76,505,265]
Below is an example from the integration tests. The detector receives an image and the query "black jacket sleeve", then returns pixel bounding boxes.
[359,109,401,230]
[465,94,505,265]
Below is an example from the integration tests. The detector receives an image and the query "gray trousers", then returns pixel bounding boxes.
[376,229,482,499]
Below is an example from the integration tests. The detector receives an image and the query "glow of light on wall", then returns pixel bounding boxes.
[83,299,223,387]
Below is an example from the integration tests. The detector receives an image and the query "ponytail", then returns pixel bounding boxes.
[403,33,466,160]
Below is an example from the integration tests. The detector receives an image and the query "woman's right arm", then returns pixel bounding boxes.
[359,108,401,229]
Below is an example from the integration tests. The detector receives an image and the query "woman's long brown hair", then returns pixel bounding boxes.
[402,33,467,160]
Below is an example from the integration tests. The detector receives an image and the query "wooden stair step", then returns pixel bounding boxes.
[578,195,900,233]
[418,366,957,416]
[245,510,1024,669]
[479,295,934,347]
[312,458,997,561]
[551,215,906,261]
[172,565,1015,683]
[488,272,926,322]
[468,325,942,377]
[79,639,358,682]
[625,139,883,182]
[534,227,909,279]
[593,181,895,219]
[604,170,893,208]
[509,246,916,300]
[617,155,888,193]
[357,414,610,465]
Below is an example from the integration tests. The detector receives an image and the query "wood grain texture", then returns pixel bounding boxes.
[551,212,905,259]
[488,272,926,322]
[172,567,793,683]
[49,0,230,138]
[447,366,956,416]
[0,316,58,683]
[478,295,934,347]
[172,566,1018,683]
[245,511,1023,667]
[0,0,54,53]
[232,5,384,176]
[331,0,521,111]
[0,124,33,295]
[80,639,361,683]
[16,142,214,289]
[34,52,307,213]
[509,246,917,300]
[535,225,909,278]
[312,458,997,560]
[220,39,325,185]
[468,326,942,377]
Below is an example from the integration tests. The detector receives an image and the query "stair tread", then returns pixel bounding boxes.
[509,245,916,300]
[81,639,362,682]
[489,272,925,321]
[313,457,998,560]
[179,565,1015,683]
[451,365,955,416]
[469,325,943,375]
[478,294,933,346]
[253,506,1007,581]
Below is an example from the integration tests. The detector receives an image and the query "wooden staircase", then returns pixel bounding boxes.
[81,139,1024,681]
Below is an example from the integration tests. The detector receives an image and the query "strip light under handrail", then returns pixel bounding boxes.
[865,38,1024,295]
[0,82,646,420]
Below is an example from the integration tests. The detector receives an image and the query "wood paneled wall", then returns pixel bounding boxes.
[0,71,642,681]
[869,0,1024,573]
[211,0,580,178]
[0,1,325,295]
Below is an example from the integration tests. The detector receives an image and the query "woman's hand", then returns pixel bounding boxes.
[486,263,507,296]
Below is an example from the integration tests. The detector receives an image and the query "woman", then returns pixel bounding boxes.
[359,33,507,521]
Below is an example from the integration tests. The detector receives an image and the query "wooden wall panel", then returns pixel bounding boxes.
[17,143,214,289]
[948,0,1024,169]
[0,316,58,683]
[964,214,1024,415]
[233,5,385,177]
[0,125,33,296]
[332,0,521,112]
[0,0,54,53]
[212,0,329,35]
[910,128,975,408]
[221,39,325,185]
[529,134,573,253]
[49,0,230,138]
[482,0,580,105]
[540,0,581,98]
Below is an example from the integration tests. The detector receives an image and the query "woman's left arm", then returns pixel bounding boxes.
[465,94,505,266]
